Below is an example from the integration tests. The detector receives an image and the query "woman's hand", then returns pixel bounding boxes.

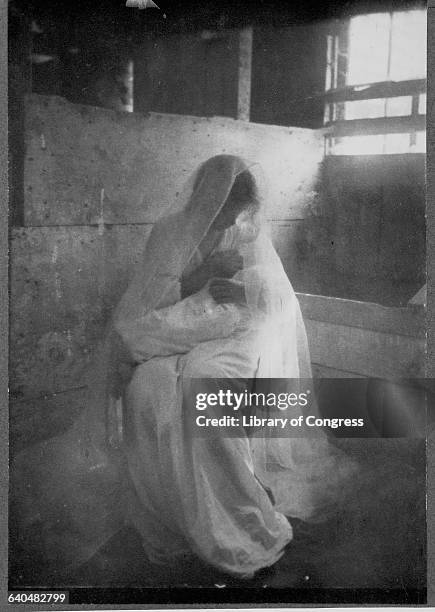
[205,250,244,279]
[209,278,247,305]
[181,250,243,299]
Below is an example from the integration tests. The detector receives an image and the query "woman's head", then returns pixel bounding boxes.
[185,154,262,234]
[212,169,261,231]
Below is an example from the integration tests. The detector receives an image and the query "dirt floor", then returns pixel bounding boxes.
[9,438,426,602]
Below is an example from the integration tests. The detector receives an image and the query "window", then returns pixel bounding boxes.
[324,10,426,155]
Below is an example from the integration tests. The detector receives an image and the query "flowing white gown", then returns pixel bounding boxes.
[115,223,347,578]
[116,236,294,577]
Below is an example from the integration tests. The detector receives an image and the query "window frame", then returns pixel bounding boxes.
[323,12,426,154]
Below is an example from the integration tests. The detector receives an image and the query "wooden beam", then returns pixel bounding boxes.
[324,79,426,103]
[327,115,426,137]
[237,26,253,121]
[305,319,425,379]
[297,293,426,339]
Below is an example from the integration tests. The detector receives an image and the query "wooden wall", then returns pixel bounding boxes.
[133,30,240,118]
[22,94,322,225]
[251,23,327,129]
[132,22,327,129]
[301,294,426,379]
[297,155,426,305]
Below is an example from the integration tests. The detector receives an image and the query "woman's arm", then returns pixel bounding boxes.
[115,289,243,363]
[180,250,243,298]
[209,278,247,305]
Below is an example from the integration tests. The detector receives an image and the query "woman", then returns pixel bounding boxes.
[11,155,347,582]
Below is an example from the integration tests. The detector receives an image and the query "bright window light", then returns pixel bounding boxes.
[419,93,426,114]
[385,96,413,117]
[344,98,386,120]
[414,130,426,152]
[347,13,391,85]
[384,133,415,154]
[325,10,426,155]
[343,96,413,120]
[389,11,427,81]
[328,131,426,155]
[330,134,385,155]
[347,10,426,86]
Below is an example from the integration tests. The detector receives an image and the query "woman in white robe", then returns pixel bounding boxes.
[11,155,350,581]
[111,154,343,577]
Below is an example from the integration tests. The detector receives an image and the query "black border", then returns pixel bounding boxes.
[1,1,434,609]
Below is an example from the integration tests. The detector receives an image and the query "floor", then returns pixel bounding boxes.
[10,438,426,595]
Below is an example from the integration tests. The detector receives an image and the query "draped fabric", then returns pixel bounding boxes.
[11,155,354,579]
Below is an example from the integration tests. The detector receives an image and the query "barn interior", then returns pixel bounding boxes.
[8,0,428,602]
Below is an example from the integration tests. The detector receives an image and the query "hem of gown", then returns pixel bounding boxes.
[133,513,293,580]
[203,515,293,579]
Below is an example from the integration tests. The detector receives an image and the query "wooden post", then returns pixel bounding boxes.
[237,26,253,121]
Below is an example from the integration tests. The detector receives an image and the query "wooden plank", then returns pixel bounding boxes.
[237,27,253,121]
[305,319,426,379]
[133,30,240,118]
[324,79,426,103]
[311,363,365,378]
[322,152,426,171]
[24,94,323,226]
[297,292,426,338]
[328,115,426,137]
